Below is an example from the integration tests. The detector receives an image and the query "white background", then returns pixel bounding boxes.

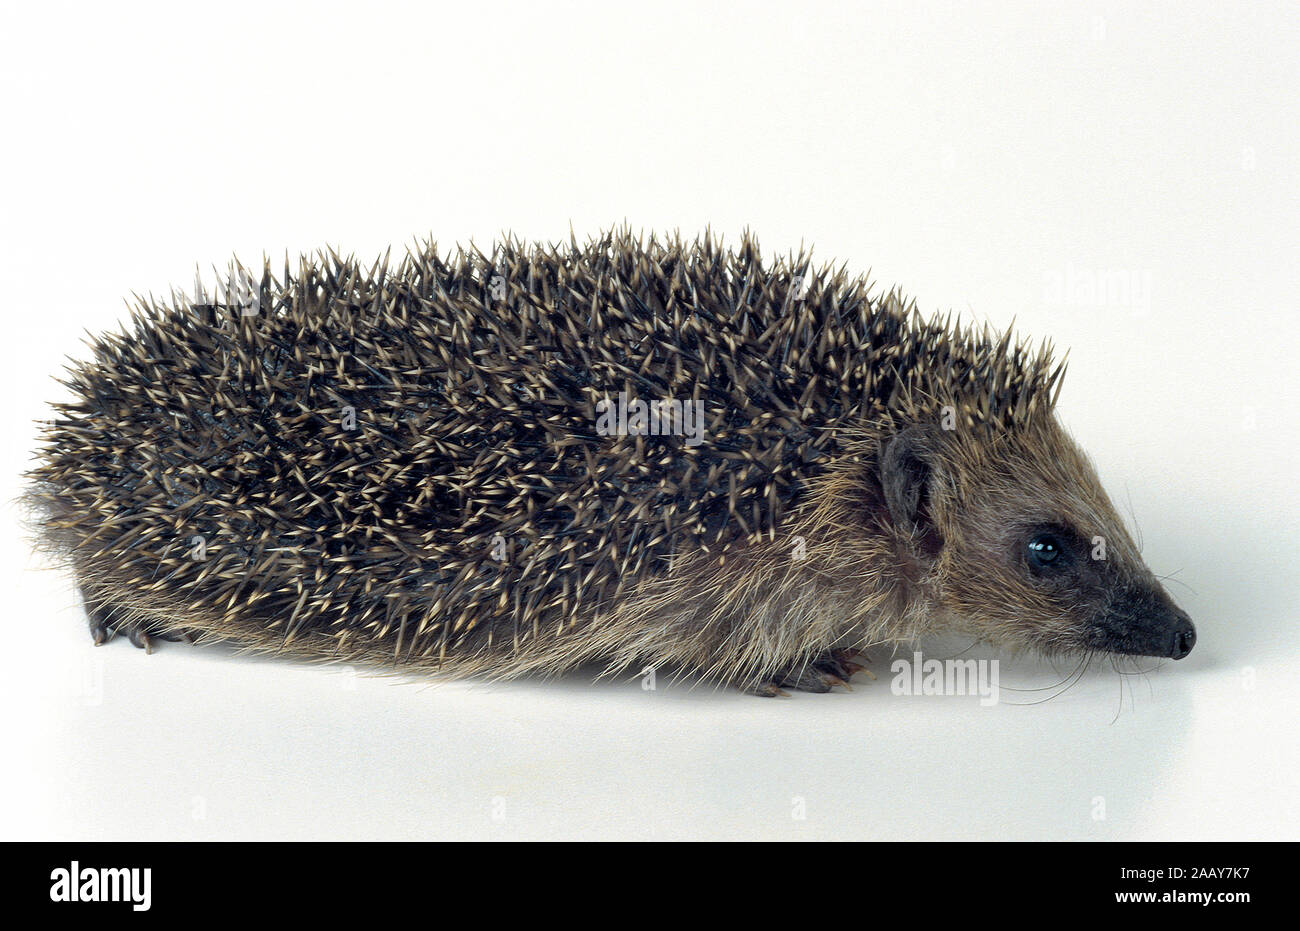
[2,0,1296,840]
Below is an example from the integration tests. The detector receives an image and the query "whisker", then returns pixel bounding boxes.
[1001,652,1090,705]
[1154,570,1196,596]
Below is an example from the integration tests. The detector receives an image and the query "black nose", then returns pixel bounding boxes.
[1170,616,1196,660]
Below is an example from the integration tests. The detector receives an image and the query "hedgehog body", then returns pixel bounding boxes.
[28,229,1195,692]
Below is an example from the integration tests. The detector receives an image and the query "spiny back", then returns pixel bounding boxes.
[29,228,1061,663]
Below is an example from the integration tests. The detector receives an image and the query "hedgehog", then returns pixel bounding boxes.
[26,228,1195,695]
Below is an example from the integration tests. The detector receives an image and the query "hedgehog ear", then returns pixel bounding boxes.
[879,425,939,541]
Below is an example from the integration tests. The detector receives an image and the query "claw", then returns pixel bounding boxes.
[127,628,154,653]
[841,660,876,680]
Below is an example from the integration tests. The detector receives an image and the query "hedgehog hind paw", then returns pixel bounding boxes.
[86,606,112,646]
[119,623,198,653]
[82,588,121,647]
[80,586,195,653]
[100,620,196,653]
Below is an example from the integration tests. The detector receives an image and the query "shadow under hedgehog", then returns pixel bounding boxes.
[27,228,1195,695]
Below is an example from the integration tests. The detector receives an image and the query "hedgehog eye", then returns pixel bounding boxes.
[1026,533,1064,569]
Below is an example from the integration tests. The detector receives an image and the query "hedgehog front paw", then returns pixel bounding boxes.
[747,649,873,696]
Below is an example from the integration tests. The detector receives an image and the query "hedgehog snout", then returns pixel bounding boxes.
[1087,588,1197,660]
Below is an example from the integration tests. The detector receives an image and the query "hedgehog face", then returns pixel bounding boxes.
[878,419,1195,661]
